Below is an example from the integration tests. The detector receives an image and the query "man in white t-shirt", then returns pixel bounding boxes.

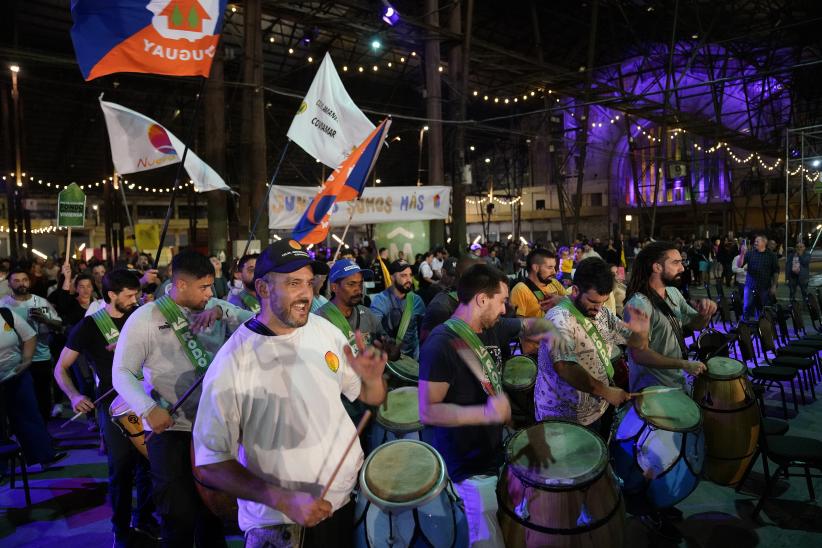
[193,239,388,548]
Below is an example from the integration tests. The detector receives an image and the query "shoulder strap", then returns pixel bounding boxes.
[521,278,546,301]
[555,298,614,380]
[91,309,120,345]
[444,317,501,396]
[238,290,260,313]
[322,302,356,344]
[155,295,213,373]
[0,307,20,344]
[643,289,688,359]
[395,293,415,342]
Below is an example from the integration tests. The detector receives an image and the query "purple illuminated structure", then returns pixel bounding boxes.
[556,43,791,208]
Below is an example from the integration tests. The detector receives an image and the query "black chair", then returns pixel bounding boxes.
[806,294,822,334]
[695,328,734,362]
[737,323,801,419]
[735,416,790,494]
[758,317,816,402]
[750,419,822,521]
[0,439,32,508]
[791,300,809,337]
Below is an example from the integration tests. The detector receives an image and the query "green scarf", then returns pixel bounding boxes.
[155,295,213,373]
[322,302,356,345]
[445,317,502,396]
[556,297,614,380]
[239,290,260,313]
[395,292,415,342]
[91,309,120,345]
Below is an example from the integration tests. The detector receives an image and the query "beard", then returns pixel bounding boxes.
[662,272,682,286]
[395,281,413,294]
[275,297,311,328]
[343,293,363,307]
[11,286,29,296]
[537,272,553,285]
[114,301,137,314]
[573,295,599,318]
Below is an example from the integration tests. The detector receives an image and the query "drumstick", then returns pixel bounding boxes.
[145,373,207,442]
[60,386,117,428]
[627,387,681,398]
[451,339,496,396]
[319,410,372,500]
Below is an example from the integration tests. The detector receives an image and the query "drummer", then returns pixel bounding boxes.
[370,260,426,360]
[53,269,157,546]
[192,239,387,548]
[112,250,254,547]
[227,253,260,312]
[419,263,563,547]
[623,241,711,392]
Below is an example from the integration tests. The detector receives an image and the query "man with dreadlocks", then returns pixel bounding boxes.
[623,241,711,393]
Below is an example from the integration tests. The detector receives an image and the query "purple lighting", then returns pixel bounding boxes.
[382,5,400,26]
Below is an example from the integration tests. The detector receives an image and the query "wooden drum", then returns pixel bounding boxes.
[692,356,760,485]
[502,355,537,428]
[109,394,148,458]
[190,442,239,525]
[498,421,625,548]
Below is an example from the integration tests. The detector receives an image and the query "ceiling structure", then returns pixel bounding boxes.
[2,0,822,198]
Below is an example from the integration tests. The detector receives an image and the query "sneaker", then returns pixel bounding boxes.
[638,513,682,541]
[30,451,68,473]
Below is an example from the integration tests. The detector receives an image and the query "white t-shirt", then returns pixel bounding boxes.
[0,294,61,362]
[193,314,363,532]
[419,261,434,281]
[85,299,106,317]
[0,311,37,383]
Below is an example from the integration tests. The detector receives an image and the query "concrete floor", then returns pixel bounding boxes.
[1,285,820,548]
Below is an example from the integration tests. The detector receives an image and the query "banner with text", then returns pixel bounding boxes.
[270,185,450,229]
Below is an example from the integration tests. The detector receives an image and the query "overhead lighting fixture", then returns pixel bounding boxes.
[32,249,47,260]
[10,64,20,73]
[371,39,382,50]
[272,234,282,241]
[813,160,820,167]
[472,235,482,245]
[469,145,475,151]
[78,243,87,252]
[423,125,429,131]
[375,178,382,184]
[519,236,529,245]
[382,4,400,26]
[484,158,491,163]
[625,214,633,222]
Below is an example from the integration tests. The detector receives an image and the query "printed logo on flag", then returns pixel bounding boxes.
[148,124,177,155]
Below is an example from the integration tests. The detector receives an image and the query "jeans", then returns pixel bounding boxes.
[243,501,354,548]
[30,359,54,422]
[147,430,227,548]
[99,398,154,536]
[0,369,56,465]
[743,285,771,321]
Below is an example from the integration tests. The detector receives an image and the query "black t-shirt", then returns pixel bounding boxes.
[66,312,130,397]
[419,317,522,482]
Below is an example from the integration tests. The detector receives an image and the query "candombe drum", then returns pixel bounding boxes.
[502,355,537,428]
[610,387,705,508]
[386,354,420,388]
[367,386,430,454]
[190,442,239,524]
[109,394,148,458]
[354,439,468,548]
[692,356,760,485]
[498,420,625,548]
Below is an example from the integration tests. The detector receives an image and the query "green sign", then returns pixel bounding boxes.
[375,221,430,261]
[57,183,86,227]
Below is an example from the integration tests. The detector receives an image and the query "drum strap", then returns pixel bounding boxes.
[322,302,357,347]
[522,277,546,301]
[91,309,120,345]
[556,298,614,380]
[395,292,415,342]
[155,296,213,374]
[239,290,260,313]
[644,289,688,359]
[445,317,501,396]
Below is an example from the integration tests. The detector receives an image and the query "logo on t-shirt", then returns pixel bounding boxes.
[325,351,340,372]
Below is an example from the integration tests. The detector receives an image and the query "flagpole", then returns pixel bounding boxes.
[241,140,291,258]
[331,203,357,263]
[153,77,207,268]
[115,172,138,254]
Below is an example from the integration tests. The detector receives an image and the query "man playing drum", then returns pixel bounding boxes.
[112,250,253,547]
[53,269,157,547]
[370,260,426,360]
[535,258,660,438]
[419,263,564,547]
[623,241,711,392]
[192,239,388,548]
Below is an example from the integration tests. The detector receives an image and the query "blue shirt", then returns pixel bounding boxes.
[369,288,426,359]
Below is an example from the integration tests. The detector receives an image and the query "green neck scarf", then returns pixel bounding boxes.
[556,297,614,380]
[239,290,260,313]
[91,309,120,345]
[395,292,415,342]
[445,317,501,396]
[155,295,213,373]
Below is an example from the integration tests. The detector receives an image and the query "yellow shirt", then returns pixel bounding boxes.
[510,279,566,318]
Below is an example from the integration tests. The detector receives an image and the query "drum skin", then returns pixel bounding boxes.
[109,395,148,459]
[692,358,761,485]
[498,421,625,548]
[189,442,239,525]
[502,356,537,429]
[386,355,420,388]
[367,387,430,454]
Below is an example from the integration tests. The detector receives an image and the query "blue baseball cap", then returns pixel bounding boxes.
[329,259,373,283]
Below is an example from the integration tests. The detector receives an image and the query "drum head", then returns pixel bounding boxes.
[502,356,537,389]
[363,440,443,505]
[388,355,419,382]
[705,357,745,380]
[109,394,129,417]
[506,421,607,488]
[636,388,701,432]
[377,387,421,431]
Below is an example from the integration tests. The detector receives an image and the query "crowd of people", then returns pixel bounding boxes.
[0,227,804,547]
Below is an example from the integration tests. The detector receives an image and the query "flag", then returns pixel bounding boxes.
[377,254,392,288]
[70,0,227,81]
[100,98,230,192]
[287,52,375,169]
[292,119,392,244]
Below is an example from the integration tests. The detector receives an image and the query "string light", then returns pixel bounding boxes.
[1,173,195,193]
[466,196,522,206]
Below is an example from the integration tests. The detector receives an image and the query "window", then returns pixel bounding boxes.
[590,193,603,207]
[535,199,546,210]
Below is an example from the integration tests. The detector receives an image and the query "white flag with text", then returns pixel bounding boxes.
[100,99,230,193]
[287,52,375,168]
